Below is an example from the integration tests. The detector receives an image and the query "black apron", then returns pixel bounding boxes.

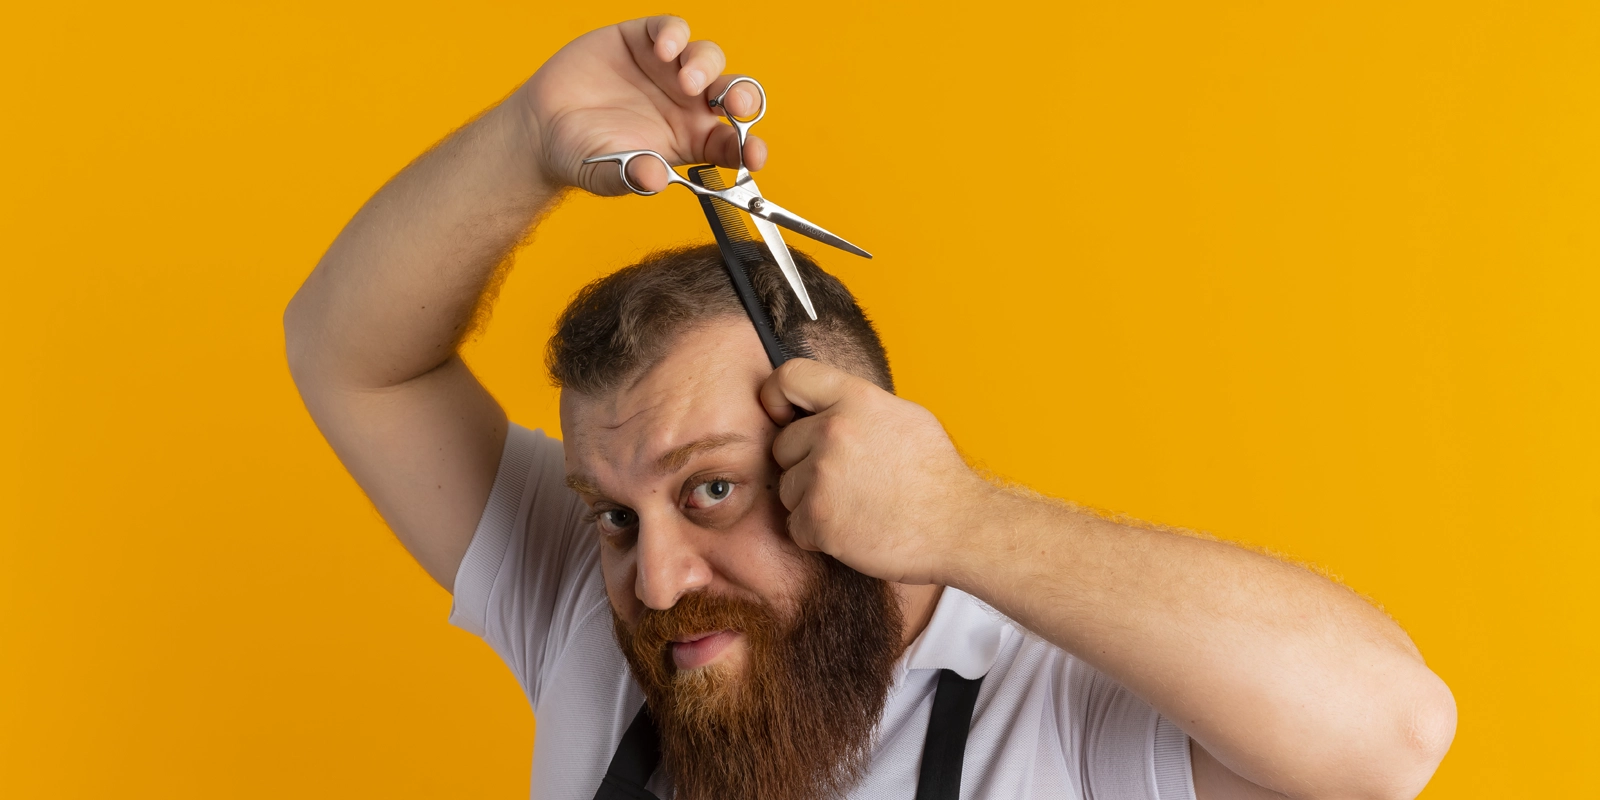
[593,669,985,800]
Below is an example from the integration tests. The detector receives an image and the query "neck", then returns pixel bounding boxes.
[894,583,945,649]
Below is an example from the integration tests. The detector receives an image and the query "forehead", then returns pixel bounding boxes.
[559,316,775,481]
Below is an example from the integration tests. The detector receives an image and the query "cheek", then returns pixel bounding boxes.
[710,493,815,609]
[600,546,643,626]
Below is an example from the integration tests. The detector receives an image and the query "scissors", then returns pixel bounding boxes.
[583,77,870,321]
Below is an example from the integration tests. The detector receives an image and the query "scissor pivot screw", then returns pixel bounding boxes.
[748,197,764,213]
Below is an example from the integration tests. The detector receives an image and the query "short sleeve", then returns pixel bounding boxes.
[447,423,607,708]
[1076,668,1196,800]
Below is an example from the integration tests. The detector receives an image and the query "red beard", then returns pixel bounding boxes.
[612,554,904,800]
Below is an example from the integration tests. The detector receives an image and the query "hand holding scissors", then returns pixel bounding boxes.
[584,77,871,319]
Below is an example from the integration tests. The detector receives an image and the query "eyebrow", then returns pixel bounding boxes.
[564,473,603,497]
[655,432,752,474]
[563,432,753,499]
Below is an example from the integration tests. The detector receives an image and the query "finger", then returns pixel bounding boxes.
[782,472,831,553]
[703,75,763,117]
[700,75,769,169]
[786,507,824,552]
[575,155,669,196]
[645,15,690,62]
[760,358,862,424]
[676,40,725,97]
[575,159,628,197]
[771,413,825,469]
[626,156,670,193]
[744,135,767,171]
[702,125,767,171]
[777,460,817,514]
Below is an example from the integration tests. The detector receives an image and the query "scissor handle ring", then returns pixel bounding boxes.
[582,149,678,196]
[709,76,767,137]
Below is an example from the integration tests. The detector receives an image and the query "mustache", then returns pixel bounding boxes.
[623,591,784,677]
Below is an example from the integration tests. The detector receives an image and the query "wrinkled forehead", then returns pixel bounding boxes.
[559,317,775,477]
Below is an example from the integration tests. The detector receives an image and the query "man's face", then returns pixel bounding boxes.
[560,316,806,672]
[560,316,904,800]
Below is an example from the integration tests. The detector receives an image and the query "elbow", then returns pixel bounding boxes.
[282,285,318,388]
[1394,674,1457,798]
[1356,671,1458,800]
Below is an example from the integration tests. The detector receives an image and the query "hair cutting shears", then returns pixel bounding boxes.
[583,77,870,321]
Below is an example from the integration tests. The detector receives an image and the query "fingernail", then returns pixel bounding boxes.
[682,69,704,93]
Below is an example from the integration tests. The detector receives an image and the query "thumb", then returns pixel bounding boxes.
[575,149,672,197]
[760,358,859,425]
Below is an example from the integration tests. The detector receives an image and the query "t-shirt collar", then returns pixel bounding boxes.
[899,587,1015,680]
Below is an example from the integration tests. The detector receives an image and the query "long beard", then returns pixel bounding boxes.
[612,555,904,800]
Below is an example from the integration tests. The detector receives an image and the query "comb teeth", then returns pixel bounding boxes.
[787,336,817,360]
[693,169,767,261]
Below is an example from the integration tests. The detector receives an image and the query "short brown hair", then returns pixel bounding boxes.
[547,243,893,395]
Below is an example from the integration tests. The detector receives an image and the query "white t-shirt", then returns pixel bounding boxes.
[450,424,1196,800]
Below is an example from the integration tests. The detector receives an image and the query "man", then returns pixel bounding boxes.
[284,16,1455,800]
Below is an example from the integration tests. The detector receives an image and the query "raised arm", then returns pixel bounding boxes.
[284,16,764,590]
[761,358,1458,800]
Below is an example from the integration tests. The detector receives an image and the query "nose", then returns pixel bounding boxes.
[634,512,713,610]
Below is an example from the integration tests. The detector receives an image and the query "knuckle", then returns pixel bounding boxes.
[821,414,853,441]
[817,415,840,440]
[850,378,885,405]
[803,480,833,518]
[806,502,833,530]
[787,414,815,440]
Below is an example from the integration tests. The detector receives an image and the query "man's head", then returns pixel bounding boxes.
[548,244,902,799]
[547,243,894,396]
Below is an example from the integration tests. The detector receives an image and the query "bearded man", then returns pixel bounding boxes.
[284,16,1456,800]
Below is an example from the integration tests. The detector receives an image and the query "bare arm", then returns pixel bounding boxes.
[958,490,1457,800]
[284,16,763,590]
[762,359,1457,800]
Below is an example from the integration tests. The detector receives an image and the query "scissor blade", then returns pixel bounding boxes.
[751,215,817,320]
[756,201,873,259]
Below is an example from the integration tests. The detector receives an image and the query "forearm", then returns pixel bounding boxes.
[945,489,1455,799]
[285,89,557,389]
[279,16,759,589]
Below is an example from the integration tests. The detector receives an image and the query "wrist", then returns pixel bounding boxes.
[507,82,565,197]
[938,478,1075,603]
[930,475,1019,592]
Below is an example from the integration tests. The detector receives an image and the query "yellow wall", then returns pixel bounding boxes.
[3,1,1594,796]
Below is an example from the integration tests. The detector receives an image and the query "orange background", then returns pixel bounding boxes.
[3,1,1596,796]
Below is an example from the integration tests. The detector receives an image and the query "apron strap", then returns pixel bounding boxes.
[592,703,662,800]
[914,669,985,800]
[594,668,984,800]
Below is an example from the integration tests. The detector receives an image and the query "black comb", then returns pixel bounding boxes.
[688,165,816,369]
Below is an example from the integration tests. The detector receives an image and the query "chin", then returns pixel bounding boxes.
[669,659,750,721]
